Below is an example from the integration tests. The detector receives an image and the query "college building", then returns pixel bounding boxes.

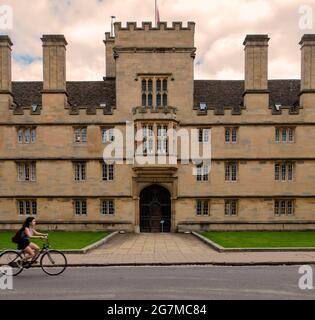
[0,21,315,232]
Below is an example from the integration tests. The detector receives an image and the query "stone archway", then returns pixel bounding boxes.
[140,185,171,233]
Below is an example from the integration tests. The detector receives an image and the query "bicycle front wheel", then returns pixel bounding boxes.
[0,250,24,276]
[40,250,67,276]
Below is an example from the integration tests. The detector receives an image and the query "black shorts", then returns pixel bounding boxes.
[17,238,30,250]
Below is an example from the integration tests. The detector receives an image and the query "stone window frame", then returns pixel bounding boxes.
[196,199,210,216]
[17,199,37,216]
[100,199,115,215]
[16,161,37,182]
[141,76,168,108]
[196,163,209,182]
[101,127,115,144]
[137,122,175,157]
[224,199,238,216]
[275,161,294,182]
[73,161,87,181]
[274,199,295,216]
[101,162,114,181]
[225,127,238,144]
[198,128,211,143]
[73,126,87,144]
[225,161,238,182]
[73,199,87,216]
[17,126,37,144]
[157,124,169,155]
[275,127,295,144]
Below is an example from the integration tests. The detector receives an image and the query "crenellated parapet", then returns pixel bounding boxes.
[114,21,195,32]
[105,32,115,42]
[113,21,195,48]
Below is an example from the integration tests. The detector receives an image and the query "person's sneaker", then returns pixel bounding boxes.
[9,261,21,268]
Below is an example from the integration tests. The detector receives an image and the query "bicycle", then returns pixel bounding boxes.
[0,236,67,276]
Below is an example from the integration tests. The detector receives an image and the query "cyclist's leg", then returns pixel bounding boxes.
[29,242,40,255]
[23,246,35,262]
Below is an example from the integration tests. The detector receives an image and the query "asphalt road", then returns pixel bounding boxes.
[1,266,315,300]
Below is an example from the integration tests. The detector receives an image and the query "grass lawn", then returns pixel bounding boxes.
[200,231,315,248]
[0,231,109,250]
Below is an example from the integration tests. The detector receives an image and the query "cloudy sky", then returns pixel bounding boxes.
[1,0,314,81]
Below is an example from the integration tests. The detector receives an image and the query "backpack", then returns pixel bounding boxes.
[11,228,23,244]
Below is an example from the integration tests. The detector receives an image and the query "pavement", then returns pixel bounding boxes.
[1,266,314,300]
[65,233,315,266]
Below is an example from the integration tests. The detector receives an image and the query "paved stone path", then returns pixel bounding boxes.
[66,233,315,266]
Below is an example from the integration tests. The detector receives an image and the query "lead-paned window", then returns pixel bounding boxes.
[225,127,238,143]
[102,128,115,143]
[225,200,238,216]
[18,200,37,215]
[102,163,114,181]
[196,200,209,216]
[196,164,209,181]
[274,200,294,216]
[17,162,36,182]
[74,127,87,144]
[225,162,237,181]
[276,127,295,143]
[275,162,294,181]
[74,200,87,215]
[18,127,36,144]
[101,200,115,215]
[74,162,86,181]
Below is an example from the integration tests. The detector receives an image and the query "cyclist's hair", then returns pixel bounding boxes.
[22,217,35,229]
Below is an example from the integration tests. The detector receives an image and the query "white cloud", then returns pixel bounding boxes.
[3,0,309,81]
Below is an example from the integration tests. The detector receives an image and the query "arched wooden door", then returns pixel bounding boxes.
[140,185,171,233]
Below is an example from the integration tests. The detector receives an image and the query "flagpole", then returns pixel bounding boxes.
[155,0,157,27]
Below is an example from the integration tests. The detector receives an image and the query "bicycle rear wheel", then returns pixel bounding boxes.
[0,250,23,276]
[40,250,67,276]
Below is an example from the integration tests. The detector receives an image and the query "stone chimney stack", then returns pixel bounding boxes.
[0,35,13,106]
[300,35,315,97]
[242,35,270,110]
[243,34,269,93]
[41,35,67,92]
[104,32,116,78]
[41,35,68,110]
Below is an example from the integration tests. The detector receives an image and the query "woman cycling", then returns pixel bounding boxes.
[18,217,48,266]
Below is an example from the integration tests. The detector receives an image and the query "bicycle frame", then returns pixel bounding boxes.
[21,238,50,265]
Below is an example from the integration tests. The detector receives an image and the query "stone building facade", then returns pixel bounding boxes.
[0,22,315,232]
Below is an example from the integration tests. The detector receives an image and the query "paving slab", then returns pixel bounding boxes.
[66,233,315,266]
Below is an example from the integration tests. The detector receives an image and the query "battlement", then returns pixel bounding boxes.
[105,32,115,43]
[114,21,195,32]
[113,21,195,48]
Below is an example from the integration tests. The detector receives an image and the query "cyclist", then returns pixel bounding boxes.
[17,217,48,267]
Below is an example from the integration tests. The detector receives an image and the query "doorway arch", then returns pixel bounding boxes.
[140,185,171,233]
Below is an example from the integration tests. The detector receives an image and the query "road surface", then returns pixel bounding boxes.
[1,266,314,300]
